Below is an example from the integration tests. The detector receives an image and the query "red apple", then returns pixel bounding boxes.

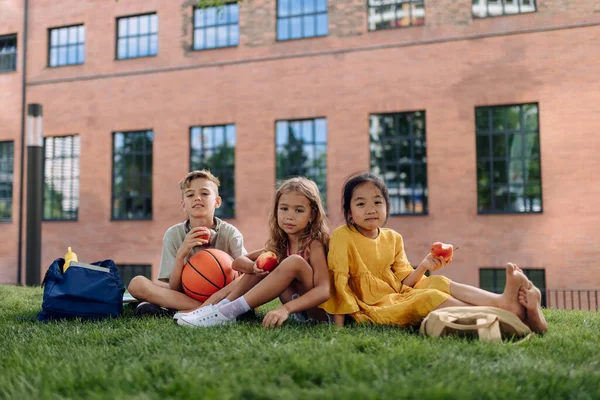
[194,229,210,242]
[431,242,454,262]
[256,251,278,272]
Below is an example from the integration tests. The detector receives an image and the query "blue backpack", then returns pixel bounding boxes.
[37,258,125,322]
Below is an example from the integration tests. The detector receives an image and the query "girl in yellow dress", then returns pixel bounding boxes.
[320,172,547,333]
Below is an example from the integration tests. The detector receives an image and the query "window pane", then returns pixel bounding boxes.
[118,18,128,36]
[59,28,68,44]
[68,26,78,44]
[316,0,327,12]
[43,136,80,221]
[229,25,239,45]
[316,13,328,35]
[370,111,427,215]
[140,15,149,34]
[195,8,205,27]
[278,19,289,40]
[150,14,158,33]
[149,34,158,55]
[128,17,138,35]
[118,38,127,59]
[206,27,216,48]
[112,131,153,219]
[128,37,138,57]
[303,0,315,13]
[206,8,217,25]
[279,0,290,17]
[229,4,239,23]
[303,15,315,37]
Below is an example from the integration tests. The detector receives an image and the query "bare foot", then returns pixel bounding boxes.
[498,263,528,320]
[519,281,548,334]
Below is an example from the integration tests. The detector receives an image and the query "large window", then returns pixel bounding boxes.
[49,25,85,67]
[472,0,536,18]
[117,264,152,288]
[368,0,425,31]
[112,130,153,220]
[193,3,239,50]
[43,136,80,221]
[116,13,158,59]
[277,0,328,41]
[0,34,17,72]
[475,103,541,214]
[190,124,236,219]
[480,267,546,306]
[370,111,427,215]
[276,118,327,205]
[0,141,14,221]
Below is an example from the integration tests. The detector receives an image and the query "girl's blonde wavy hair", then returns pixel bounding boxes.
[265,177,329,262]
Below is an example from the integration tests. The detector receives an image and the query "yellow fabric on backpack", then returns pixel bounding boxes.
[319,225,452,327]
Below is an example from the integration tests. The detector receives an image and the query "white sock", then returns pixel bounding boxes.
[216,298,230,307]
[219,296,251,319]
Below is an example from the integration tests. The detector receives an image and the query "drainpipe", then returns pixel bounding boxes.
[17,0,30,285]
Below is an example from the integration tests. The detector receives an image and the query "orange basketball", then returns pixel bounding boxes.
[182,249,237,302]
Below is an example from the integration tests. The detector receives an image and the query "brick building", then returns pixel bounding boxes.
[1,0,599,307]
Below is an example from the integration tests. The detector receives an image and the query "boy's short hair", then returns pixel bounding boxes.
[180,170,220,197]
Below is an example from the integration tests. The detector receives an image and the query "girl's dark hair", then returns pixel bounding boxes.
[342,172,390,227]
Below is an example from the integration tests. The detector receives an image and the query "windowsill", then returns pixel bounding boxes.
[0,69,17,74]
[43,219,79,223]
[472,11,537,19]
[47,63,85,69]
[389,212,429,217]
[0,219,13,223]
[115,54,158,61]
[477,210,543,215]
[368,23,425,32]
[191,44,239,52]
[111,217,154,221]
[276,34,328,43]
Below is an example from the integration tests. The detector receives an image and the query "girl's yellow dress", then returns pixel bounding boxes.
[320,225,452,326]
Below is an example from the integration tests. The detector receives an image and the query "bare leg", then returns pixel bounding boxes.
[437,263,528,320]
[244,255,314,309]
[519,281,548,333]
[128,276,203,310]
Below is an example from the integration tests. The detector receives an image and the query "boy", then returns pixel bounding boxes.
[128,170,246,317]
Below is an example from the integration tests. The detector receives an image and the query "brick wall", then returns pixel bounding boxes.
[1,1,599,292]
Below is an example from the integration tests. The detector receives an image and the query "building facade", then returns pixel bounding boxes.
[1,0,599,308]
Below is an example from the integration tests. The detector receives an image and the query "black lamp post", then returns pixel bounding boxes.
[25,103,43,286]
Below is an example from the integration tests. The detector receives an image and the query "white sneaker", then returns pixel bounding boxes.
[173,304,215,321]
[177,308,235,327]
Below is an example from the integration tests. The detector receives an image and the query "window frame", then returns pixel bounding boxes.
[475,102,543,215]
[111,130,154,221]
[192,2,240,51]
[43,135,81,222]
[472,0,537,19]
[0,141,14,222]
[189,123,237,219]
[366,0,426,31]
[115,12,159,60]
[276,0,329,42]
[47,24,85,68]
[0,33,17,73]
[275,117,328,207]
[369,110,428,216]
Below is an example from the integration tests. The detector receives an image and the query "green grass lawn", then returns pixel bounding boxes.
[1,285,599,400]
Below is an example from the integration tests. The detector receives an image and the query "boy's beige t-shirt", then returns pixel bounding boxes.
[158,217,247,282]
